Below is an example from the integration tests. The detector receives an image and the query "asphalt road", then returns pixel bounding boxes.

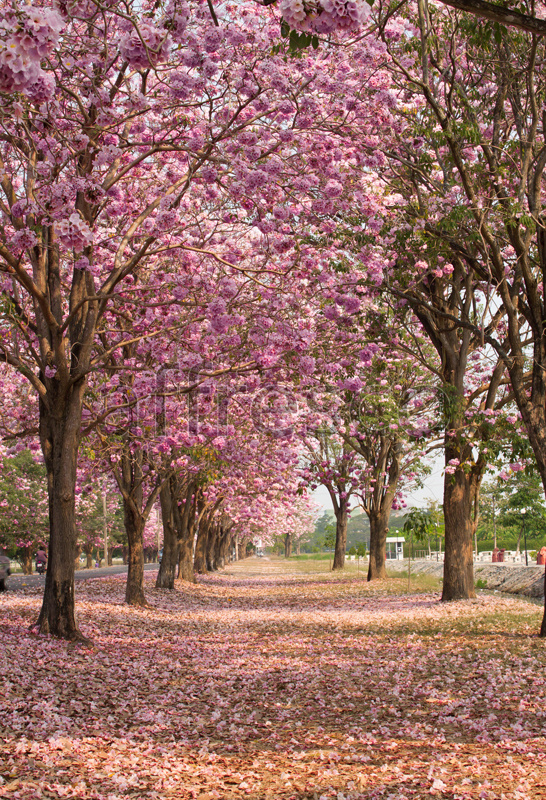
[3,562,159,592]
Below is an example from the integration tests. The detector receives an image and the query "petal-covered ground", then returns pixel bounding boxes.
[1,557,545,800]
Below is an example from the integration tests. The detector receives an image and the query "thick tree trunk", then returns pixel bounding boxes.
[36,393,85,641]
[74,544,82,571]
[442,450,476,601]
[216,532,227,569]
[21,548,33,575]
[213,526,224,570]
[239,538,249,559]
[173,483,196,584]
[124,501,146,606]
[332,503,348,570]
[367,508,389,581]
[219,537,228,568]
[194,518,209,574]
[156,480,178,589]
[206,523,217,572]
[177,518,195,582]
[115,445,163,604]
[215,524,234,569]
[284,532,292,558]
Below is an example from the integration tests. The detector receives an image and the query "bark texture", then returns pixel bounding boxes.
[156,478,179,589]
[367,509,390,581]
[176,483,197,584]
[124,501,146,607]
[194,496,223,574]
[115,445,162,606]
[442,465,476,601]
[284,532,292,559]
[36,385,86,640]
[193,501,210,574]
[332,502,348,570]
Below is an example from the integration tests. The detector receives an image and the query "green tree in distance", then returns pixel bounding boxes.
[478,471,546,551]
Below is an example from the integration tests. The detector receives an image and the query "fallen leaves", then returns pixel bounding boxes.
[0,559,545,799]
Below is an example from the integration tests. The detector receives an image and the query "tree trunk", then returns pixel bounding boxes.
[213,525,225,570]
[215,524,234,570]
[177,517,195,582]
[114,444,163,604]
[332,502,348,570]
[442,453,476,601]
[284,532,292,558]
[124,500,146,606]
[177,519,195,582]
[367,508,389,581]
[194,517,210,574]
[206,523,218,572]
[74,544,82,571]
[21,548,33,575]
[239,538,249,559]
[176,485,196,583]
[156,479,178,589]
[36,395,85,641]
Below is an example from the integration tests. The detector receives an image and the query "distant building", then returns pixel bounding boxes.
[386,537,405,560]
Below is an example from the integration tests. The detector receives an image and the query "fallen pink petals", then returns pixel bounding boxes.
[1,559,545,800]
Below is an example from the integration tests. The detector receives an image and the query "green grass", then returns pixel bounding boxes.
[269,555,444,592]
[288,552,334,561]
[385,570,443,593]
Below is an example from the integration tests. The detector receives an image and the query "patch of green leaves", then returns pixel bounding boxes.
[271,21,320,55]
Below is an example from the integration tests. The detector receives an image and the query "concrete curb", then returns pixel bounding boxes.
[387,559,546,599]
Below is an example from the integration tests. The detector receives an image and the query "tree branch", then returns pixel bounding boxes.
[434,0,546,35]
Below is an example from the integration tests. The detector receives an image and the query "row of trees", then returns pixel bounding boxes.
[2,0,546,638]
[0,449,131,573]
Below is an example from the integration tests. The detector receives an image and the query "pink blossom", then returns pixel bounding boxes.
[56,214,93,251]
[118,21,171,69]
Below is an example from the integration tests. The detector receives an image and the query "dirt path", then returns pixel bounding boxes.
[1,557,545,799]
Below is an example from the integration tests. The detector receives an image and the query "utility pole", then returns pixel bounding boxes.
[102,489,108,567]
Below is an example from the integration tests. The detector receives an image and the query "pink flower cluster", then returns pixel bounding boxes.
[0,5,63,99]
[56,213,93,251]
[279,0,371,33]
[118,21,171,69]
[10,228,38,250]
[164,0,190,43]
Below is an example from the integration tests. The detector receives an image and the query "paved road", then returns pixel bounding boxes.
[4,562,159,592]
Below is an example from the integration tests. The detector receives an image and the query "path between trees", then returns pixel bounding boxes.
[1,557,545,799]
